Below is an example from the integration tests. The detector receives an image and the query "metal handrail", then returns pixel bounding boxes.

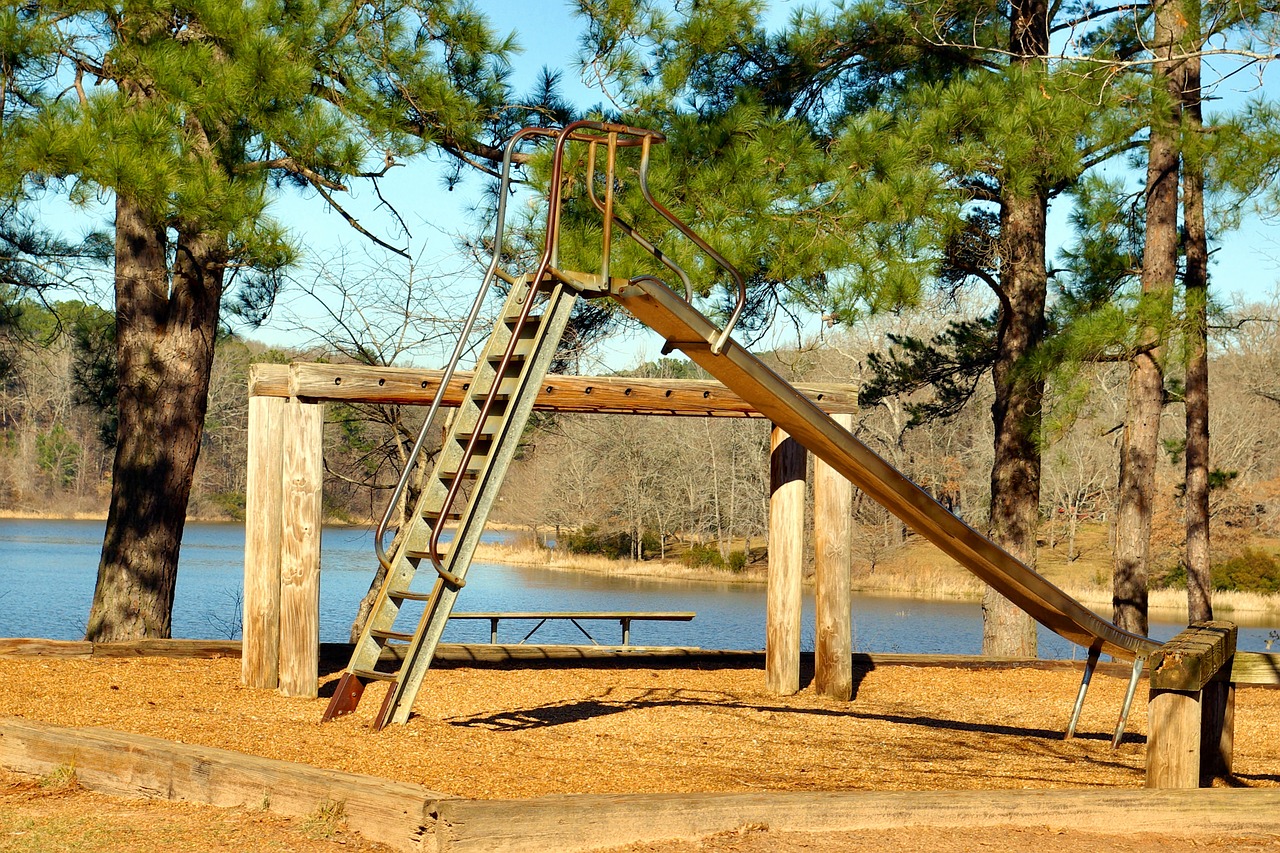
[423,121,638,580]
[372,125,556,585]
[377,120,749,586]
[635,134,747,354]
[583,140,694,301]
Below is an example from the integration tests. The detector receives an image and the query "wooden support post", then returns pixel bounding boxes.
[241,392,285,689]
[278,399,325,699]
[1200,679,1235,783]
[1146,621,1237,789]
[766,425,806,695]
[1146,688,1203,788]
[814,413,853,700]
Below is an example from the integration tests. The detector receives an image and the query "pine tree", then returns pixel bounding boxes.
[572,0,1151,654]
[2,0,517,640]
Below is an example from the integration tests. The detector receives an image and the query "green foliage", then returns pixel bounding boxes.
[858,316,996,426]
[1211,549,1280,594]
[68,304,118,448]
[683,542,725,569]
[561,524,659,560]
[3,0,521,320]
[682,545,747,572]
[36,423,80,490]
[205,491,246,521]
[1158,548,1280,594]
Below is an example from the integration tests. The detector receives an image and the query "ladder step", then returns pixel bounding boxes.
[422,508,462,522]
[457,425,500,441]
[370,628,414,642]
[504,313,543,328]
[388,588,433,602]
[351,668,399,683]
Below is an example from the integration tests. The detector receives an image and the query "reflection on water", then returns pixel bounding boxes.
[0,519,1275,658]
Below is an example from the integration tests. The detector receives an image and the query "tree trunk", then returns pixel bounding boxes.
[85,197,224,641]
[1113,0,1184,637]
[1182,30,1212,624]
[983,188,1046,657]
[1068,503,1079,563]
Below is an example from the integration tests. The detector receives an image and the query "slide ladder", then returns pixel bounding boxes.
[323,275,577,729]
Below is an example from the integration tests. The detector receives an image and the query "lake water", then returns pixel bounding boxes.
[0,519,1275,657]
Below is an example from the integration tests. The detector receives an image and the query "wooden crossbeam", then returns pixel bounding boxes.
[248,362,860,417]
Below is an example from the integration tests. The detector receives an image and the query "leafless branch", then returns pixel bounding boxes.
[306,179,410,258]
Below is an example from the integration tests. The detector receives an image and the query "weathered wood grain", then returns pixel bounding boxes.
[1149,621,1237,692]
[0,718,449,851]
[1147,687,1202,788]
[271,361,861,416]
[242,394,285,689]
[432,788,1280,853]
[8,717,1280,853]
[766,426,806,696]
[91,639,241,658]
[814,413,853,701]
[1200,680,1235,783]
[247,363,290,398]
[1229,651,1280,685]
[278,400,324,698]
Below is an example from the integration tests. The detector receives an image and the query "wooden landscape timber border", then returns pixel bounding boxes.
[6,716,1280,853]
[243,362,859,699]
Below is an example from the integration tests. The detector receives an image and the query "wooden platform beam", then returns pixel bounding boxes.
[1146,620,1237,789]
[250,362,861,417]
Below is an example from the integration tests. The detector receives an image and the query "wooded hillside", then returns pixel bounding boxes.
[5,294,1279,588]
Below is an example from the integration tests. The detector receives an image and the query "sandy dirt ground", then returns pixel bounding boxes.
[1,655,1278,851]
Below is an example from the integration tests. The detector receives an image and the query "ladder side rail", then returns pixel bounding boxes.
[373,126,553,580]
[425,120,616,579]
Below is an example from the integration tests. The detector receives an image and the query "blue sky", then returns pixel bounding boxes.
[31,0,1280,370]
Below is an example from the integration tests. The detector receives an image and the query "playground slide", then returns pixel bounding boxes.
[611,276,1162,661]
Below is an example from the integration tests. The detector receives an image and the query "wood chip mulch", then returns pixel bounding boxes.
[2,655,1278,800]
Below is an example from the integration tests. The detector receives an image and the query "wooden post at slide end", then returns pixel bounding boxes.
[814,413,854,701]
[242,365,325,697]
[1146,621,1237,789]
[767,425,806,695]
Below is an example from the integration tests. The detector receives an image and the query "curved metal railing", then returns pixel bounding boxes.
[375,120,752,587]
[372,125,554,585]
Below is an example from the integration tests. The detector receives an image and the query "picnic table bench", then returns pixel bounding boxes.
[447,612,696,646]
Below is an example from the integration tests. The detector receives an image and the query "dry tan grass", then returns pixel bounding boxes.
[474,527,1280,619]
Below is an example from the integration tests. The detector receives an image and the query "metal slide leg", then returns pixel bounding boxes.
[1065,643,1102,740]
[1112,656,1146,748]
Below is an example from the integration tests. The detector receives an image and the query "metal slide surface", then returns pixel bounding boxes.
[611,277,1161,661]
